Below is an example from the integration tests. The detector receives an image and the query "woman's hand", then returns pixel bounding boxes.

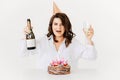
[83,25,94,40]
[22,26,33,40]
[24,26,33,34]
[83,25,94,45]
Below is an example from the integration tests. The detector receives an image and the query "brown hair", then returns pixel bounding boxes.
[47,13,75,47]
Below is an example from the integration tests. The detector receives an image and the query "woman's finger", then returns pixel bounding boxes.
[83,28,86,34]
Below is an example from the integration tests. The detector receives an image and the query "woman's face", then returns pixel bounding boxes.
[52,18,65,37]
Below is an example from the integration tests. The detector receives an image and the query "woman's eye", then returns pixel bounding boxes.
[54,23,58,25]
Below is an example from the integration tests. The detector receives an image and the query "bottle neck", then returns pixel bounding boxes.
[27,20,32,30]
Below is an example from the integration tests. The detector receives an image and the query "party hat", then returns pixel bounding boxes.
[53,1,61,15]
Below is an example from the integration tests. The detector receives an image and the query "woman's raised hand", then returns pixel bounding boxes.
[83,25,94,40]
[24,26,32,34]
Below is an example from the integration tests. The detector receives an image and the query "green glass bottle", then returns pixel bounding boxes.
[26,19,36,50]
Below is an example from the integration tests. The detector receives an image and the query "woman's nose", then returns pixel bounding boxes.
[57,25,61,29]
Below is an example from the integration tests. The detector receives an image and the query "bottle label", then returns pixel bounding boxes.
[26,39,36,47]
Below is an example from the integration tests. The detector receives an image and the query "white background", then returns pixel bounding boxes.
[0,0,120,80]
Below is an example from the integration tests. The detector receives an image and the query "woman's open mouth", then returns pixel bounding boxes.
[56,30,61,33]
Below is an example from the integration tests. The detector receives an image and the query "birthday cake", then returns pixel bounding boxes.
[48,59,70,75]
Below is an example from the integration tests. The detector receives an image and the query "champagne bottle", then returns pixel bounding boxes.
[26,19,36,50]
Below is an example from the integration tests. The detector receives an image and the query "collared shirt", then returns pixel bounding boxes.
[20,35,97,70]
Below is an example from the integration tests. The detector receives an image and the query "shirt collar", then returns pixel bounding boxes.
[48,35,65,44]
[48,35,66,52]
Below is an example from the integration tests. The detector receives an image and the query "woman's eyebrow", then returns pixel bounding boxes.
[53,22,58,25]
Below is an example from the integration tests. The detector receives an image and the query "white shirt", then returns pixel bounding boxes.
[20,35,97,71]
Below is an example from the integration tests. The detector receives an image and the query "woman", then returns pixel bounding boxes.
[22,13,97,71]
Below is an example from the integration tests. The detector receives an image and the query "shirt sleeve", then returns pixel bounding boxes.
[71,38,97,60]
[80,44,97,60]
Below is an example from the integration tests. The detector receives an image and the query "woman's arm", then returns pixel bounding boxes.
[72,39,97,60]
[72,25,97,60]
[82,25,97,59]
[19,37,41,56]
[19,26,41,56]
